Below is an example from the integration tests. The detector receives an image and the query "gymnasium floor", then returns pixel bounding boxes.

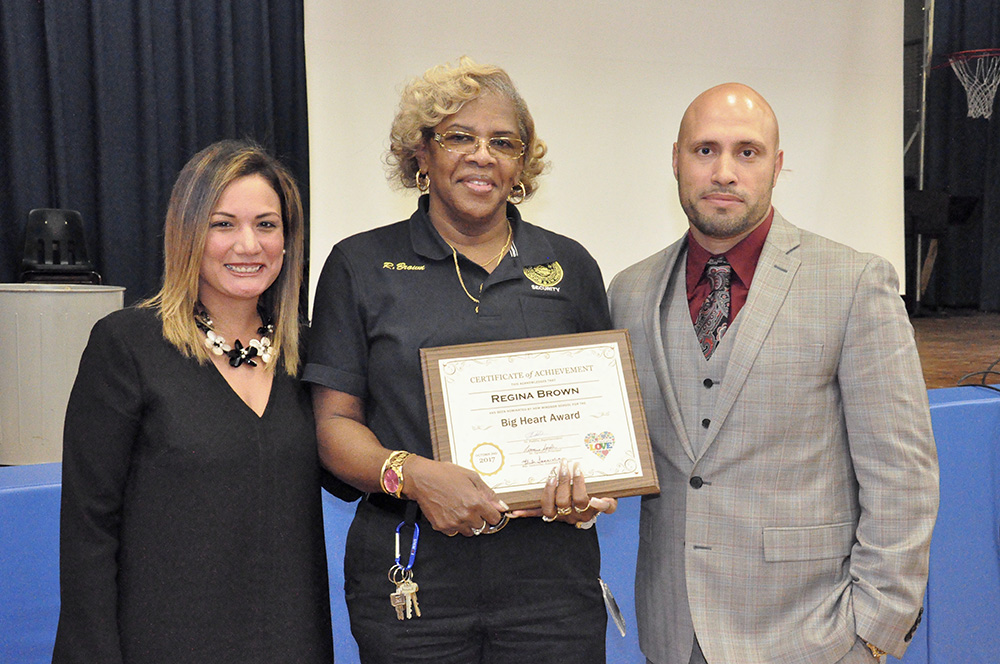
[911,311,1000,389]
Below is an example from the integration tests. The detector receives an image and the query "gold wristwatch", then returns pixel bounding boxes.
[863,640,886,660]
[379,450,412,499]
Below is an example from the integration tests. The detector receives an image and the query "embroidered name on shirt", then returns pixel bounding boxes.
[383,262,426,271]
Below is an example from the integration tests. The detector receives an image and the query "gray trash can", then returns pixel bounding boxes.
[0,284,124,464]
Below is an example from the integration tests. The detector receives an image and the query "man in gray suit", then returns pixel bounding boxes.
[608,83,938,664]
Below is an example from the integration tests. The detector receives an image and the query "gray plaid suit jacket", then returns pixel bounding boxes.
[608,212,939,664]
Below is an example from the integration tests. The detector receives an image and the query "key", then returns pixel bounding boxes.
[389,588,406,620]
[399,579,421,618]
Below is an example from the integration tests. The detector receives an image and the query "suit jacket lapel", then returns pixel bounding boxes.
[644,236,699,462]
[699,212,802,455]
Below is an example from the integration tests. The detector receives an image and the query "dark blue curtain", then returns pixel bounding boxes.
[0,0,309,304]
[924,0,1000,311]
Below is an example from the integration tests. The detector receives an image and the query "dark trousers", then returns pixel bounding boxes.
[344,499,607,664]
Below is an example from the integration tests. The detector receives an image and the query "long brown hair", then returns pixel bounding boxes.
[141,139,305,374]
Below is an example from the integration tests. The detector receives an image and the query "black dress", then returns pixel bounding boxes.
[52,307,334,664]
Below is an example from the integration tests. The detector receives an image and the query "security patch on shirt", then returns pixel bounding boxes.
[523,261,563,291]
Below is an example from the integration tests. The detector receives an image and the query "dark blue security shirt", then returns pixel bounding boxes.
[303,195,612,459]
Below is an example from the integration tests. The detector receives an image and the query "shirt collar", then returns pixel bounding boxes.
[409,195,451,260]
[408,194,557,267]
[685,207,774,291]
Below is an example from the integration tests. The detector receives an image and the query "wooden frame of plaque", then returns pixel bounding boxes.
[420,329,658,510]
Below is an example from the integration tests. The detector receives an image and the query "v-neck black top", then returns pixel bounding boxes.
[304,196,612,458]
[53,307,334,664]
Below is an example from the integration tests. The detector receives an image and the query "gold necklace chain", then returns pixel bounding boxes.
[480,220,513,269]
[446,220,513,312]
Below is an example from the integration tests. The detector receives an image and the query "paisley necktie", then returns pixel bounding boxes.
[694,255,732,359]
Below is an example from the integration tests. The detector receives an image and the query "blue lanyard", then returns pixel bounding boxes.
[394,520,419,572]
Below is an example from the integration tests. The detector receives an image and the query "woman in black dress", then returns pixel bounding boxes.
[306,58,616,664]
[53,140,335,663]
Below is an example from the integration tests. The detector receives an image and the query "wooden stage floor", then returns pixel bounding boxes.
[911,311,1000,390]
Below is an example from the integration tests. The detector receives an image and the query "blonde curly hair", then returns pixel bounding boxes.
[387,56,547,199]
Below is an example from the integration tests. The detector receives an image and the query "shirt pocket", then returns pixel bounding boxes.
[519,296,579,337]
[763,521,855,562]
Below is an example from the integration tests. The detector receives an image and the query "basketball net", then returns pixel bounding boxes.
[948,49,1000,120]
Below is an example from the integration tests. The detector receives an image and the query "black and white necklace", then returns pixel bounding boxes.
[194,305,275,368]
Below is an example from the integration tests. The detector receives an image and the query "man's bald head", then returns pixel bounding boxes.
[678,83,780,153]
[672,83,784,254]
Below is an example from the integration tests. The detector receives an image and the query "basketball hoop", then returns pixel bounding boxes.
[946,48,1000,119]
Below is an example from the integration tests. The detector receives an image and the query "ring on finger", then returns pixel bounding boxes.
[542,514,556,522]
[556,506,572,516]
[483,514,509,534]
[471,519,488,536]
[573,503,590,513]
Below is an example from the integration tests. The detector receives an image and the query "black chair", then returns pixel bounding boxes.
[20,208,101,284]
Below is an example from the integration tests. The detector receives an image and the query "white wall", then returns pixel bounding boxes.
[303,1,904,303]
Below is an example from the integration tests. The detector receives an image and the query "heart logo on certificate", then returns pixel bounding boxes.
[584,431,615,459]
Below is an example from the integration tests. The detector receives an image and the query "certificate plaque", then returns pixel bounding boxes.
[420,329,658,510]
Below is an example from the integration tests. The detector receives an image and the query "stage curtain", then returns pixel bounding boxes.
[924,0,1000,311]
[0,0,309,304]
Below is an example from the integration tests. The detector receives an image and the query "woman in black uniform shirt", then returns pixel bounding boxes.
[53,140,335,663]
[305,58,616,664]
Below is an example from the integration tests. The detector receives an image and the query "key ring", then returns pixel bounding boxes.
[395,520,420,572]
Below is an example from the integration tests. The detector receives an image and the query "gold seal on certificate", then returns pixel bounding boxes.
[470,443,505,476]
[420,329,658,510]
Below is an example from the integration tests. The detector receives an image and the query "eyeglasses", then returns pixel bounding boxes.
[432,131,526,160]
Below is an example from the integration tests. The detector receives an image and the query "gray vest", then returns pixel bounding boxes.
[660,251,742,458]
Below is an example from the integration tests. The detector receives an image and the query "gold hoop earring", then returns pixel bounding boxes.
[507,181,526,205]
[416,170,430,193]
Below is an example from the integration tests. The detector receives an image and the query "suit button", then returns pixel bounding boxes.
[703,378,714,388]
[690,476,704,489]
[701,418,711,428]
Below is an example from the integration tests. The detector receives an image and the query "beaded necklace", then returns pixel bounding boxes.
[194,304,275,368]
